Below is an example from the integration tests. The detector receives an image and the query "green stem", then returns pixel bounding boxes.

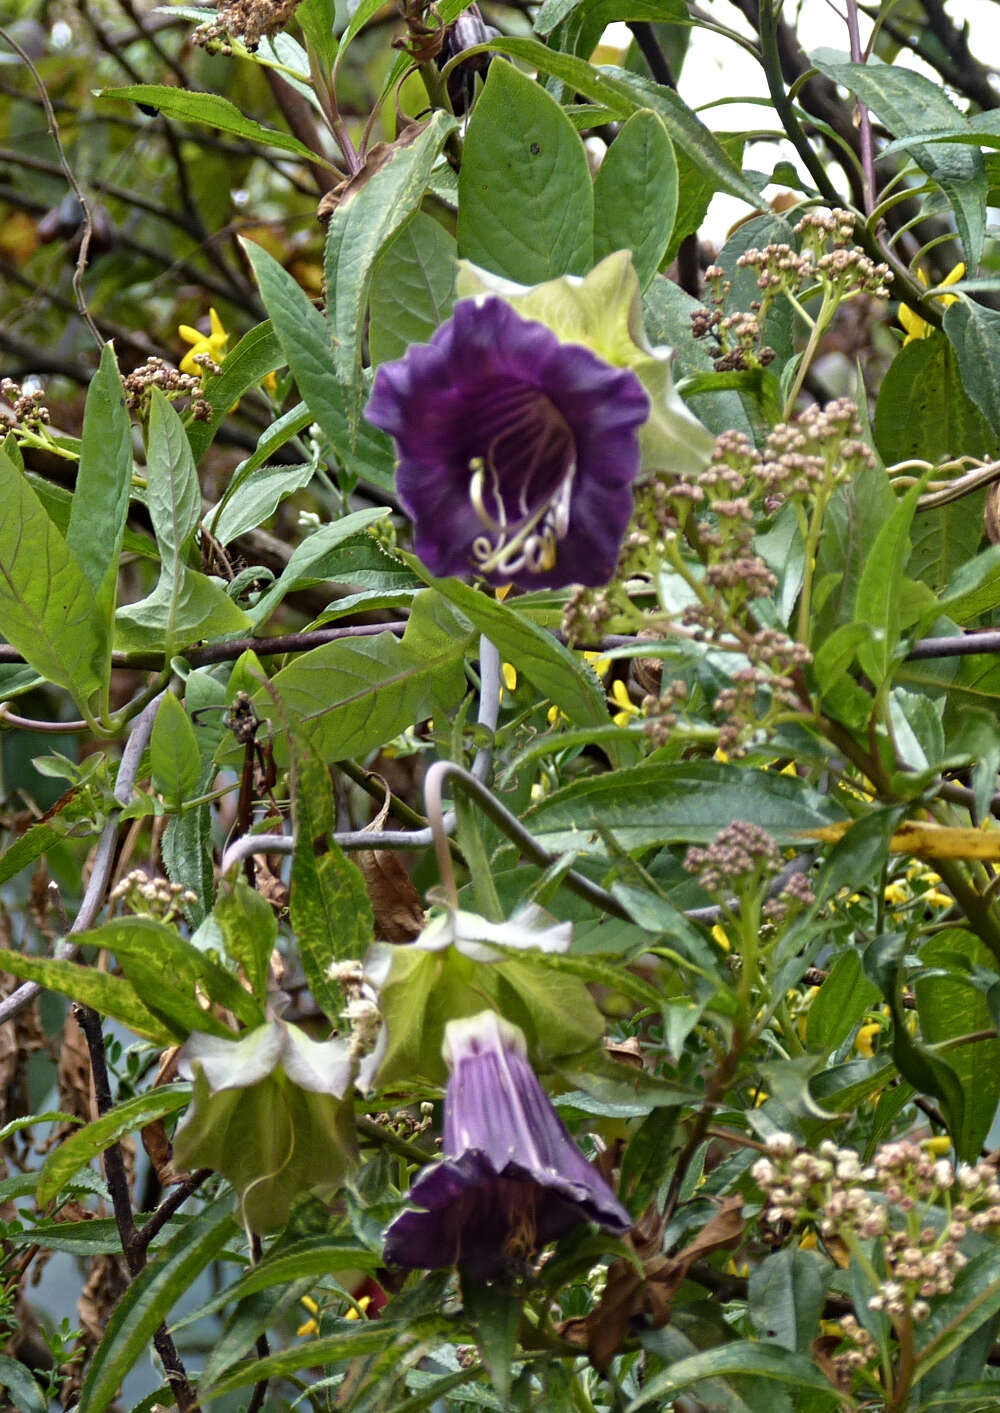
[756,0,943,328]
[784,290,837,418]
[796,475,835,644]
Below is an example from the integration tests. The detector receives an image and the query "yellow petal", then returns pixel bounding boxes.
[711,924,731,952]
[922,1135,951,1155]
[898,304,927,344]
[583,651,611,677]
[209,307,228,340]
[177,324,202,344]
[502,663,518,693]
[923,888,953,909]
[179,347,207,376]
[854,1021,881,1058]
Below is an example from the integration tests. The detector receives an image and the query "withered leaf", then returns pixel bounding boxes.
[357,850,425,942]
[560,1195,745,1372]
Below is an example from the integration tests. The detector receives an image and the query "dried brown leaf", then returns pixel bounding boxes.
[559,1196,745,1371]
[357,850,424,942]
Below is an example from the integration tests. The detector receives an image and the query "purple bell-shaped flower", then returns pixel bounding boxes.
[384,1010,631,1278]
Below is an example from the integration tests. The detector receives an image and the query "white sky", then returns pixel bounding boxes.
[607,0,999,238]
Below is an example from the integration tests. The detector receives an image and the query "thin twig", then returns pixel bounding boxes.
[0,24,102,347]
[844,0,875,215]
[0,693,163,1027]
[133,1169,212,1257]
[245,1233,270,1413]
[75,1003,199,1411]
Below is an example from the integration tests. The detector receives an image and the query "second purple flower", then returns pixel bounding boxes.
[383,1010,631,1278]
[365,297,649,591]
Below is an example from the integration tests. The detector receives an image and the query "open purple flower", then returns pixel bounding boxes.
[383,1010,631,1278]
[365,298,649,590]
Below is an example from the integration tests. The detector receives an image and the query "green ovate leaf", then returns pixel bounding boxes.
[0,448,107,709]
[451,37,760,206]
[874,334,994,465]
[523,761,847,855]
[369,210,457,365]
[943,298,1000,441]
[458,58,594,282]
[853,476,926,684]
[242,238,397,488]
[628,1339,842,1410]
[806,949,880,1054]
[248,589,474,764]
[283,708,375,1022]
[213,876,278,1003]
[249,506,390,626]
[150,692,200,808]
[915,929,1000,1161]
[76,917,264,1038]
[324,110,457,426]
[749,1248,828,1354]
[810,50,986,269]
[0,1355,47,1413]
[593,109,678,288]
[0,948,171,1043]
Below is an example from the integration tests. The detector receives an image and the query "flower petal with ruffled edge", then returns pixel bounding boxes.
[365,297,649,590]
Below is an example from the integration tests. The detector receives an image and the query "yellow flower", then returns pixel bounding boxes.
[178,307,230,377]
[854,1021,881,1058]
[583,651,611,678]
[923,888,953,909]
[899,262,965,344]
[297,1294,319,1337]
[922,1135,951,1156]
[609,679,640,727]
[546,703,568,727]
[711,924,731,952]
[345,1295,372,1321]
[884,881,910,908]
[501,662,518,694]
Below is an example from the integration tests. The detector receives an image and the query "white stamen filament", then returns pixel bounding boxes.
[466,393,576,577]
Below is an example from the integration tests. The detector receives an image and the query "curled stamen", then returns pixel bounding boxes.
[469,460,577,577]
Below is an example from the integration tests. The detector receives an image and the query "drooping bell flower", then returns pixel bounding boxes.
[174,1020,356,1232]
[383,1011,631,1278]
[365,296,649,590]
